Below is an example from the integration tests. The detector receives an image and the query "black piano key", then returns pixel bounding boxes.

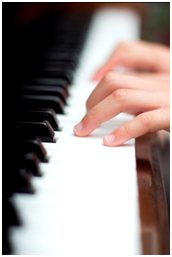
[43,59,76,69]
[2,199,13,254]
[53,38,83,49]
[44,60,77,70]
[14,169,35,194]
[20,153,42,177]
[44,51,78,64]
[20,94,64,114]
[2,229,11,254]
[39,67,73,83]
[6,199,22,226]
[17,121,56,143]
[18,108,60,131]
[19,94,63,114]
[19,139,49,163]
[21,85,67,105]
[31,77,69,96]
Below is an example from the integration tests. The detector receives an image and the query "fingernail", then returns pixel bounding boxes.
[103,134,116,146]
[74,122,83,136]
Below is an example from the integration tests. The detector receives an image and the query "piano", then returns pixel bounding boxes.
[2,3,170,255]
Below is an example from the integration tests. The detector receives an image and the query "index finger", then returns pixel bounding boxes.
[74,89,166,137]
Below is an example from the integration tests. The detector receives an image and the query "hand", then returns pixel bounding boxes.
[73,66,169,147]
[92,41,170,81]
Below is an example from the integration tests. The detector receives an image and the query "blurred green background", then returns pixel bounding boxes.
[141,3,170,46]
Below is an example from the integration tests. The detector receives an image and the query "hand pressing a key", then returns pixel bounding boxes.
[73,41,170,146]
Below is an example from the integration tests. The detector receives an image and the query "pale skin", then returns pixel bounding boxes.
[74,41,170,146]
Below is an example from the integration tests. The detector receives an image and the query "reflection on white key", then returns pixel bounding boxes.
[10,8,142,255]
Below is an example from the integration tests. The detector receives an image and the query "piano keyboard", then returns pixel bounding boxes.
[5,7,142,255]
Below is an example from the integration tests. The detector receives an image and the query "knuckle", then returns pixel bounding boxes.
[139,113,152,128]
[112,89,128,101]
[105,73,121,91]
[85,110,98,125]
[103,71,115,85]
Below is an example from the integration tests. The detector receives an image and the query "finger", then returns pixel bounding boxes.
[130,71,170,82]
[103,108,170,146]
[92,41,170,81]
[74,89,168,137]
[87,72,169,110]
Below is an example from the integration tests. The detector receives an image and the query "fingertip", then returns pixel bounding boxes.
[103,132,129,147]
[73,122,84,136]
[103,134,116,146]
